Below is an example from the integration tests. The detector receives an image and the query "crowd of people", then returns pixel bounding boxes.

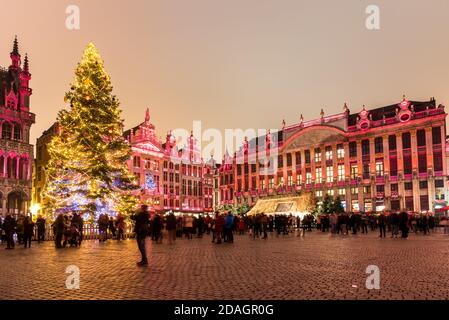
[0,208,445,260]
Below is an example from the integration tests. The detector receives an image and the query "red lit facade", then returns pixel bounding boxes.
[125,109,214,213]
[219,98,448,213]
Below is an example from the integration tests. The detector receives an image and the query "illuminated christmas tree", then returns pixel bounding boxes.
[43,43,138,220]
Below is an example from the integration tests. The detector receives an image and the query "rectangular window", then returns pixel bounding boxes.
[402,132,411,149]
[325,147,333,161]
[305,150,311,164]
[337,144,344,159]
[391,183,398,192]
[417,129,426,147]
[261,179,266,189]
[338,188,345,196]
[375,137,383,153]
[362,139,370,155]
[351,187,358,195]
[297,174,302,183]
[420,195,429,211]
[390,157,398,176]
[268,177,274,188]
[432,127,442,145]
[418,153,427,173]
[287,174,293,186]
[326,166,333,183]
[375,161,384,177]
[295,152,301,165]
[434,151,443,172]
[404,182,413,191]
[286,153,292,167]
[278,155,283,168]
[435,180,444,188]
[350,164,358,180]
[338,164,345,181]
[306,170,312,184]
[364,186,371,194]
[315,167,322,182]
[389,135,397,151]
[404,155,412,175]
[316,190,323,198]
[419,181,428,189]
[314,148,322,162]
[327,189,334,196]
[349,142,357,157]
[363,163,370,179]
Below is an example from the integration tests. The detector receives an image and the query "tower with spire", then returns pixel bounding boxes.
[0,36,36,217]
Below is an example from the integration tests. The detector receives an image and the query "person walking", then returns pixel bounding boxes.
[23,216,35,248]
[71,213,83,246]
[224,211,234,243]
[3,214,16,249]
[214,213,225,244]
[361,213,369,234]
[184,215,193,239]
[166,212,177,245]
[378,212,387,238]
[53,214,64,248]
[36,215,46,243]
[131,205,150,266]
[261,214,268,239]
[108,216,116,239]
[115,213,126,241]
[400,211,409,239]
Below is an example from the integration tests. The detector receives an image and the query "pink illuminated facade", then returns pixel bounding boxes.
[125,109,214,214]
[0,37,35,216]
[219,98,448,213]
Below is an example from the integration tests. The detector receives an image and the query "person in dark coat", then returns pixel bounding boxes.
[152,213,162,243]
[23,216,35,248]
[53,214,64,248]
[71,213,83,246]
[36,215,46,243]
[131,205,150,266]
[400,211,409,238]
[378,212,387,238]
[166,212,177,245]
[3,214,16,249]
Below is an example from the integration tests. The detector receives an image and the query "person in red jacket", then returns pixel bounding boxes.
[214,213,225,244]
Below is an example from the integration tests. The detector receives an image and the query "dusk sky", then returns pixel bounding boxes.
[2,0,449,160]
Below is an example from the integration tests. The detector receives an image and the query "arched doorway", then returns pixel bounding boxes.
[7,191,27,216]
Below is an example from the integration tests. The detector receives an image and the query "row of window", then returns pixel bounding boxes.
[1,122,21,141]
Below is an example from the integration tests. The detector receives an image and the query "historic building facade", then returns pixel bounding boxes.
[0,37,35,216]
[125,109,214,214]
[33,123,58,216]
[219,98,448,213]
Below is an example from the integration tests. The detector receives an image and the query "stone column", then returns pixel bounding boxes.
[396,133,405,210]
[301,150,306,184]
[3,155,7,178]
[2,199,6,217]
[369,138,376,202]
[283,153,288,186]
[425,127,435,209]
[256,155,261,189]
[16,157,20,179]
[410,130,420,212]
[344,142,350,180]
[383,135,391,210]
[292,151,297,185]
[310,148,316,182]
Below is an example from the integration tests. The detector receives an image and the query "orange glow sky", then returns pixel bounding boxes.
[2,0,449,160]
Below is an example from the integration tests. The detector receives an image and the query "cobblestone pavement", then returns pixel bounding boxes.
[1,230,449,300]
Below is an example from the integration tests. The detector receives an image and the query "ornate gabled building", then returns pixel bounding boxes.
[0,37,35,216]
[125,108,214,214]
[219,97,448,213]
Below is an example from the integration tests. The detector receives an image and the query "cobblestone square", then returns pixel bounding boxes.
[1,230,449,300]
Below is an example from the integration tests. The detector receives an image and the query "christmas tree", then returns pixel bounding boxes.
[43,43,138,220]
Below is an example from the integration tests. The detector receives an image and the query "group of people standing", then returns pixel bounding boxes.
[0,214,46,249]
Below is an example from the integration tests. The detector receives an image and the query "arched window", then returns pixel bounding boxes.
[13,123,21,140]
[2,122,12,140]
